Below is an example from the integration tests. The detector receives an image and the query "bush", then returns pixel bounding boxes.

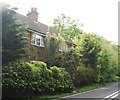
[74,66,95,86]
[2,60,40,98]
[54,49,81,80]
[31,61,53,93]
[97,51,118,83]
[50,66,73,93]
[2,60,73,98]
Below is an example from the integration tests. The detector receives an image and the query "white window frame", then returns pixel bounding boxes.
[31,34,45,47]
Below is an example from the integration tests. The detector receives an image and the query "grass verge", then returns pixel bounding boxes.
[33,83,105,100]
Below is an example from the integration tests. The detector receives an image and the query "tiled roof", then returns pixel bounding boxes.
[15,12,73,44]
[16,13,59,35]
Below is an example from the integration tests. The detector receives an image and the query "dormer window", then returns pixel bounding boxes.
[31,34,45,47]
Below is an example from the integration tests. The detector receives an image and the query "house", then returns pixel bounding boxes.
[16,7,74,61]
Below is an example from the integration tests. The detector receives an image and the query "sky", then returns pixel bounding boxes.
[1,0,119,44]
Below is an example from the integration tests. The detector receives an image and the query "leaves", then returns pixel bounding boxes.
[3,60,73,97]
[76,33,101,69]
[2,5,28,65]
[53,14,83,40]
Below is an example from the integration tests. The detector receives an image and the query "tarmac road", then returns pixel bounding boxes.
[58,82,119,100]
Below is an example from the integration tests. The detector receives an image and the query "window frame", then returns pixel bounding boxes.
[31,33,45,47]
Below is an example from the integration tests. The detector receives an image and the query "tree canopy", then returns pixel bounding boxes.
[2,4,28,65]
[53,14,83,40]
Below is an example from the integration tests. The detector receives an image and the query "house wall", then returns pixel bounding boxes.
[30,45,47,62]
[26,31,74,62]
[26,31,47,62]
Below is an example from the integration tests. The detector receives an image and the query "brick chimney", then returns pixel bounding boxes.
[27,7,38,22]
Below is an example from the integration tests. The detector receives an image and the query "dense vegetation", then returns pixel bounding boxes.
[2,3,28,65]
[54,33,118,86]
[53,14,118,85]
[3,61,73,98]
[53,14,83,40]
[2,4,119,99]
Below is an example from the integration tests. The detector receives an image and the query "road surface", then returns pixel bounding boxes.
[58,82,119,100]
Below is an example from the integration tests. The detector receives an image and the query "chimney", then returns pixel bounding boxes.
[27,7,38,22]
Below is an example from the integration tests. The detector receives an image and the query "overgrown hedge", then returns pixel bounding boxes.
[2,60,73,98]
[74,67,96,86]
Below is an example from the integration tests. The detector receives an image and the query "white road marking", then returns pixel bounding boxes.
[111,93,120,98]
[102,90,120,100]
[104,90,120,99]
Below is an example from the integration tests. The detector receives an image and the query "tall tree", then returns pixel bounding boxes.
[76,33,101,69]
[74,33,101,82]
[53,14,83,40]
[99,36,118,67]
[2,3,28,65]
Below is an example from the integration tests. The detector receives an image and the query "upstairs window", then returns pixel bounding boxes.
[31,34,45,47]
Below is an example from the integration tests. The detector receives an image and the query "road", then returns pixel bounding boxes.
[58,82,119,100]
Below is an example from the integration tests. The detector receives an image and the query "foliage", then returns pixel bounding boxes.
[45,32,59,67]
[76,33,118,83]
[99,36,118,67]
[53,14,83,40]
[94,35,119,82]
[35,83,104,100]
[2,60,73,98]
[53,32,118,86]
[76,33,101,69]
[75,66,95,86]
[54,33,102,84]
[98,50,118,83]
[2,4,28,65]
[50,66,73,93]
[54,49,81,80]
[31,61,47,68]
[45,32,68,67]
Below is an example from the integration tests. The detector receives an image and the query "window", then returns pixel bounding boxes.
[31,34,45,47]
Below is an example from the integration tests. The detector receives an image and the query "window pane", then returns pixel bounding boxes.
[40,36,45,47]
[31,34,45,47]
[37,38,40,46]
[31,35,36,44]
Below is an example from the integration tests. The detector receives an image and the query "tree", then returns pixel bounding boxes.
[76,33,101,69]
[99,36,118,66]
[97,50,111,82]
[53,14,83,40]
[45,31,69,67]
[97,50,118,82]
[74,33,101,82]
[54,49,81,80]
[2,3,28,65]
[97,36,118,82]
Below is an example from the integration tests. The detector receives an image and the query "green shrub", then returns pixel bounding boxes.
[97,51,118,83]
[2,60,40,98]
[31,61,47,68]
[74,66,95,86]
[2,60,73,98]
[31,61,53,93]
[50,66,73,92]
[54,49,81,80]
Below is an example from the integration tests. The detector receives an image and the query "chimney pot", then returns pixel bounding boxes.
[27,7,38,22]
[31,7,37,12]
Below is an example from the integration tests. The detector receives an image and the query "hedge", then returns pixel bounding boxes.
[2,60,73,98]
[74,66,95,86]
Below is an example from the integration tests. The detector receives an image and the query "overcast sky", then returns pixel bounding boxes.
[1,0,119,44]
